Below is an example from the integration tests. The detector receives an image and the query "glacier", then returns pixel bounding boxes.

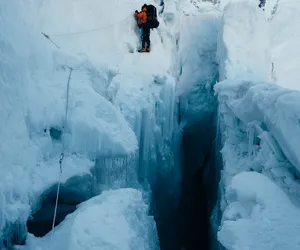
[2,0,300,249]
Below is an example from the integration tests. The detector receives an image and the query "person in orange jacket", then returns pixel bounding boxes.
[135,4,151,52]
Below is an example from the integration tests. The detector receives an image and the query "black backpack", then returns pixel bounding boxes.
[146,5,159,28]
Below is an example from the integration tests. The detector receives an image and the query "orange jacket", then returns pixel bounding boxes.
[135,8,147,26]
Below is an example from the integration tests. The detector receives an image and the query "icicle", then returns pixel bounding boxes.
[248,124,255,158]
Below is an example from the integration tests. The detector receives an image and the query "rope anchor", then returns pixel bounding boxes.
[59,152,64,163]
[42,32,60,49]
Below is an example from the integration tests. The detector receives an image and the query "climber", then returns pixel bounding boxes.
[135,4,151,53]
[134,4,159,53]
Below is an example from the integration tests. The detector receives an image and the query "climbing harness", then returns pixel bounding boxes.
[51,67,73,240]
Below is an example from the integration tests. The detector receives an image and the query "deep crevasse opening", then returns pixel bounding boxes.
[177,2,220,249]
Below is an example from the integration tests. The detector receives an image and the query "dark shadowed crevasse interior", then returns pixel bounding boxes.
[179,110,220,250]
[27,175,93,237]
[150,107,222,250]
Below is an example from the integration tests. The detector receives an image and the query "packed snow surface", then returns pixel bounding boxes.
[23,189,158,250]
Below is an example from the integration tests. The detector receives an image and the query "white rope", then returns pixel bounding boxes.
[50,155,63,240]
[47,15,132,37]
[42,15,132,49]
[51,67,73,240]
[63,67,73,137]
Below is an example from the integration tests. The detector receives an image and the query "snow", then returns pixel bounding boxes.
[215,1,300,249]
[215,79,300,178]
[270,0,300,90]
[217,1,271,82]
[215,81,300,250]
[22,189,159,250]
[218,171,300,250]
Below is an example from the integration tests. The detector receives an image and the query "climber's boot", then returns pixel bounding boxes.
[138,48,147,53]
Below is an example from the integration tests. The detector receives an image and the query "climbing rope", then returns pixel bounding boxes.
[51,67,73,240]
[42,15,132,49]
[51,15,131,37]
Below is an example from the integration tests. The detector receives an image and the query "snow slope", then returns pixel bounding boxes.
[215,1,300,249]
[23,189,158,250]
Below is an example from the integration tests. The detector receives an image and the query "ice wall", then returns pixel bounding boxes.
[215,1,300,249]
